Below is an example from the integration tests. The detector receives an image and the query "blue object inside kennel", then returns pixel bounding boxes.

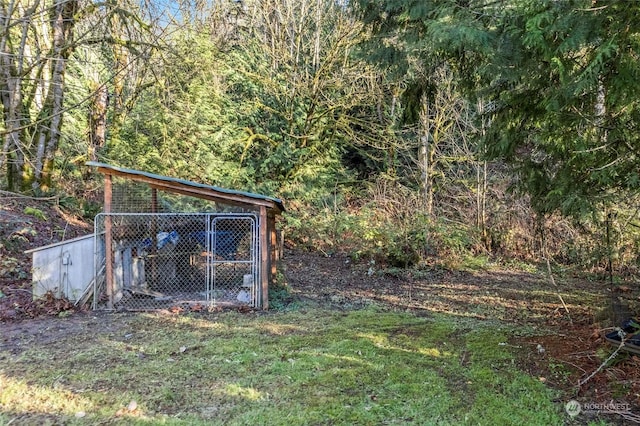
[188,230,242,259]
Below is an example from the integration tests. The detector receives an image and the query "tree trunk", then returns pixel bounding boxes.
[32,0,77,191]
[88,83,109,161]
[420,94,434,216]
[476,100,488,244]
[0,0,36,191]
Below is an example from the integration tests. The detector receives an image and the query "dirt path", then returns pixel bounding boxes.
[285,250,601,325]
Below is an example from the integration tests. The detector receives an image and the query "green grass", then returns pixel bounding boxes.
[0,307,564,425]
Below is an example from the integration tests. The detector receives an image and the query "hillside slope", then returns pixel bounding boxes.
[0,192,91,320]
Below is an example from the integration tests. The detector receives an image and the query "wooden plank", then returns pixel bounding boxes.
[149,181,276,209]
[104,174,114,309]
[269,215,277,286]
[260,206,269,310]
[76,263,105,307]
[150,188,158,287]
[147,183,266,210]
[151,188,158,213]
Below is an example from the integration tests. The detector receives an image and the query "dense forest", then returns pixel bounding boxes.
[2,0,640,275]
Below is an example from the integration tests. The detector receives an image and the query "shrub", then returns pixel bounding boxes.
[283,200,480,268]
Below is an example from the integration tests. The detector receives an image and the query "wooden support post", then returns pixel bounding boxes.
[151,188,158,213]
[268,215,277,286]
[259,206,269,310]
[277,229,284,261]
[104,174,114,309]
[150,188,158,288]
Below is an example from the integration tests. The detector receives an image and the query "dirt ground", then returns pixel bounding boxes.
[2,192,640,421]
[285,250,640,414]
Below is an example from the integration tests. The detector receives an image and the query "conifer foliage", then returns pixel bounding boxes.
[483,0,640,216]
[356,0,640,216]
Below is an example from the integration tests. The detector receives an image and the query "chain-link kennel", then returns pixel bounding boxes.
[94,213,260,310]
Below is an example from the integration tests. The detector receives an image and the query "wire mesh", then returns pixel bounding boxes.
[94,213,259,310]
[109,175,246,213]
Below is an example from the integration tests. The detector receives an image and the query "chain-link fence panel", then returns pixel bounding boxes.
[94,213,259,310]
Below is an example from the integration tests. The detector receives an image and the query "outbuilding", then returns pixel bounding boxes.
[26,161,284,310]
[83,162,284,310]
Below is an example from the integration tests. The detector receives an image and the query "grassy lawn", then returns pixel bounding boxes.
[1,306,565,425]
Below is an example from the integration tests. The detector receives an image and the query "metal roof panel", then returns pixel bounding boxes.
[86,161,284,212]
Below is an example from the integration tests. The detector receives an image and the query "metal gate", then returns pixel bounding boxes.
[93,213,260,310]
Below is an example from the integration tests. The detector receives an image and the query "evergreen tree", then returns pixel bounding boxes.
[482,0,640,216]
[356,0,640,218]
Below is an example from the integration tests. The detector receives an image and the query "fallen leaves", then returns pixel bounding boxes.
[0,195,89,322]
[0,289,75,320]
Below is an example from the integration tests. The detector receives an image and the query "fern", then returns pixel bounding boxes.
[23,207,47,222]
